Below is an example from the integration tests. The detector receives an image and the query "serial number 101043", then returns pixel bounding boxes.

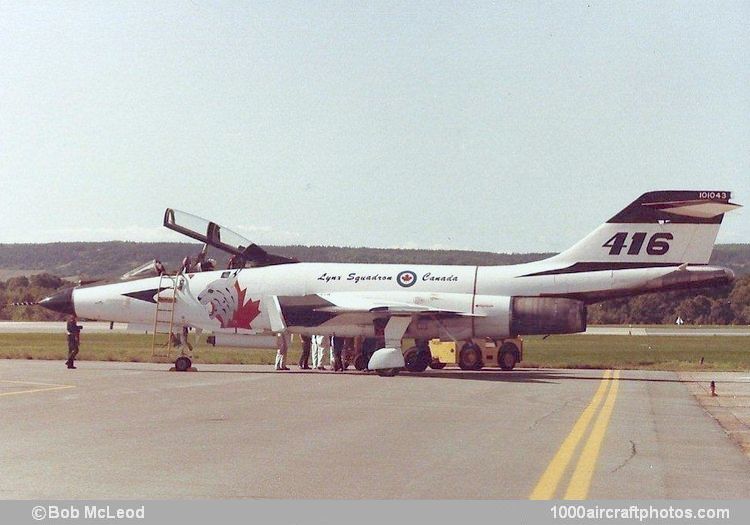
[699,192,728,200]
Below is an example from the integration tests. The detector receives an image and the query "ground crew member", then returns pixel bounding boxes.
[65,315,82,369]
[352,335,364,370]
[180,325,193,352]
[332,336,344,371]
[298,335,312,369]
[311,335,329,370]
[275,332,290,371]
[342,337,355,369]
[362,320,386,372]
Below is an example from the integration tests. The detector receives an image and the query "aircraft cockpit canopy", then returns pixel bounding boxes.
[163,209,297,267]
[120,260,163,281]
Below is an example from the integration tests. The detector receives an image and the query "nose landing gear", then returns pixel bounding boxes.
[173,356,193,372]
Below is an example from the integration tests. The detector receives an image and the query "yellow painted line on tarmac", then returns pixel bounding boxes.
[0,380,76,397]
[529,370,612,500]
[564,369,620,500]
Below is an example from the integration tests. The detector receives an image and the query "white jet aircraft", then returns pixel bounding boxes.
[39,190,740,375]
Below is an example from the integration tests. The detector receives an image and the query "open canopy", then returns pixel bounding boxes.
[163,209,297,267]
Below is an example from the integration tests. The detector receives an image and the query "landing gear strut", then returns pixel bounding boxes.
[368,317,410,377]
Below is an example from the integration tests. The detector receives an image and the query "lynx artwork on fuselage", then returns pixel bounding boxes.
[39,190,741,376]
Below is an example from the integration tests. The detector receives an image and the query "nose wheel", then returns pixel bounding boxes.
[174,356,192,372]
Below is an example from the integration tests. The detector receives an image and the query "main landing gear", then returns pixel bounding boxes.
[403,340,432,373]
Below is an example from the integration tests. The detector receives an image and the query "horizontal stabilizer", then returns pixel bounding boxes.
[641,199,741,219]
[608,191,740,224]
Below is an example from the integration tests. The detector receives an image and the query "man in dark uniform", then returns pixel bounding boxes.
[331,336,345,372]
[362,319,387,372]
[298,335,312,370]
[66,315,82,369]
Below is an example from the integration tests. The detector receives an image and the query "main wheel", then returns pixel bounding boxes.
[458,343,482,370]
[175,356,192,372]
[404,346,431,373]
[375,368,399,377]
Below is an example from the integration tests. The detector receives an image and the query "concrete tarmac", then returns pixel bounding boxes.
[1,361,749,499]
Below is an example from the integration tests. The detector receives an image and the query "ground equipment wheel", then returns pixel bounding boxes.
[498,342,519,371]
[458,343,482,370]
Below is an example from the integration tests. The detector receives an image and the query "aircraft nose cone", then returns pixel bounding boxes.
[38,288,75,315]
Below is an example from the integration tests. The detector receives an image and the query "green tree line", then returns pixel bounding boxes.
[0,274,75,321]
[587,275,750,325]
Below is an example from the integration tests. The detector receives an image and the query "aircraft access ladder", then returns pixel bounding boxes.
[150,274,179,359]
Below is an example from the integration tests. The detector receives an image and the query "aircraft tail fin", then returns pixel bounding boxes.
[553,191,741,265]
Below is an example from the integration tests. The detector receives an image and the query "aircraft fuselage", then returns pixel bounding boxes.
[66,260,731,340]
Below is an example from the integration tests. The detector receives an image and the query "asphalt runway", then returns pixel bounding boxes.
[1,360,749,499]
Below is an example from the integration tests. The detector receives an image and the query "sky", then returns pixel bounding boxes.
[1,1,748,253]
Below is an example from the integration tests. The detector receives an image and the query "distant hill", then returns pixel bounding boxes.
[0,241,554,280]
[0,242,747,279]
